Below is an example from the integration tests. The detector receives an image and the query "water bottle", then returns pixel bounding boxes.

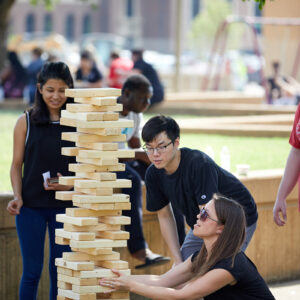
[205,145,215,160]
[220,146,230,171]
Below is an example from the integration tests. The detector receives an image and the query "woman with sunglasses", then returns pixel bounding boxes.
[99,194,275,299]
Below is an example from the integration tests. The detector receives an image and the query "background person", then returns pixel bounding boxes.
[273,103,300,226]
[117,74,170,268]
[26,47,45,105]
[75,50,103,88]
[0,51,27,99]
[108,50,133,89]
[7,62,75,300]
[99,194,275,300]
[131,49,164,106]
[141,115,258,264]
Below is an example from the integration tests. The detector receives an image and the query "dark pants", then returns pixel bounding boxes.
[16,206,71,300]
[118,162,148,253]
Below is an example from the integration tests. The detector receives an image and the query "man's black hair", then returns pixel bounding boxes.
[122,74,151,94]
[142,115,180,143]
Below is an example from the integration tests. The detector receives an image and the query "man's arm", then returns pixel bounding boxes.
[157,204,183,264]
[273,146,300,226]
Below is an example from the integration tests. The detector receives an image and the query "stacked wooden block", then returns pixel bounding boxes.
[55,88,134,300]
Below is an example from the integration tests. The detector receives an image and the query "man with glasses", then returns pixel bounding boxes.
[117,75,170,268]
[142,115,258,264]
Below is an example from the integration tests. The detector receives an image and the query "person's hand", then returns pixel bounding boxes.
[7,198,23,215]
[44,172,73,191]
[273,199,287,226]
[99,269,131,292]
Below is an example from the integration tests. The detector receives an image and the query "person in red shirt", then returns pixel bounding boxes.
[273,104,300,226]
[108,51,133,89]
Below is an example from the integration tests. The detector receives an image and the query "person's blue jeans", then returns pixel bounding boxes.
[16,206,71,300]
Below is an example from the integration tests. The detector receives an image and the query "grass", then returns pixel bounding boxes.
[0,110,290,192]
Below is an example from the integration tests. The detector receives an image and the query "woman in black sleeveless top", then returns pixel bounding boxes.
[99,194,275,300]
[7,62,75,300]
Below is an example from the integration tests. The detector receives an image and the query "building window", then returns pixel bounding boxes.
[44,14,52,33]
[192,0,201,18]
[126,0,134,17]
[82,14,91,34]
[65,14,75,41]
[25,13,35,33]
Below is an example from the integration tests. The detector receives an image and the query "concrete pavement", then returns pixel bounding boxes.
[269,280,300,299]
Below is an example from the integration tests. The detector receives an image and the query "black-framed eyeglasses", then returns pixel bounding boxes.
[199,207,219,223]
[142,141,173,155]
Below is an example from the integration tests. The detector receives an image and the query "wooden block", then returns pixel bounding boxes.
[72,194,129,204]
[98,216,131,225]
[66,208,121,217]
[97,291,129,299]
[61,110,118,121]
[76,157,125,168]
[71,248,113,256]
[77,157,119,166]
[66,103,123,113]
[74,96,117,106]
[56,214,98,226]
[73,203,115,211]
[56,191,80,201]
[55,258,94,271]
[58,273,97,286]
[75,172,116,181]
[65,88,121,98]
[63,132,120,144]
[59,176,83,186]
[77,127,122,136]
[75,135,127,142]
[62,147,80,156]
[114,202,131,210]
[96,260,128,270]
[56,236,70,245]
[78,149,135,159]
[62,251,119,262]
[56,228,96,241]
[72,267,131,278]
[58,280,72,290]
[60,117,78,127]
[74,187,113,196]
[74,179,131,189]
[64,223,120,232]
[97,230,129,240]
[72,284,110,294]
[69,163,125,173]
[76,119,133,129]
[57,266,74,277]
[70,239,127,249]
[57,295,73,300]
[76,142,118,151]
[76,142,120,151]
[58,288,96,300]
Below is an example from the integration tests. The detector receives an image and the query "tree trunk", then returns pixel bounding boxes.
[0,0,16,71]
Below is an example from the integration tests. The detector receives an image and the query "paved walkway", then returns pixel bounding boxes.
[269,280,300,299]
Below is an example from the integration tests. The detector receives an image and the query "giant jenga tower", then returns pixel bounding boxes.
[55,88,134,300]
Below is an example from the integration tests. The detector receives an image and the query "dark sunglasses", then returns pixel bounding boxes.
[200,207,219,223]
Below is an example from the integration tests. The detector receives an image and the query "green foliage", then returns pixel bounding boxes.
[242,0,266,10]
[189,0,244,57]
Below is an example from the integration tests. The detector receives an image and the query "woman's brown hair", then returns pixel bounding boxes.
[191,193,246,277]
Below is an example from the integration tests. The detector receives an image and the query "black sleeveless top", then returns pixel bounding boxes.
[22,112,75,208]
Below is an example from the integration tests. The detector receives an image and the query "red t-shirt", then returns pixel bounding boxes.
[108,58,133,89]
[289,104,300,207]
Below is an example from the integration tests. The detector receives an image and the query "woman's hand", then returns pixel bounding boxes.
[7,198,23,215]
[44,172,73,191]
[99,269,131,292]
